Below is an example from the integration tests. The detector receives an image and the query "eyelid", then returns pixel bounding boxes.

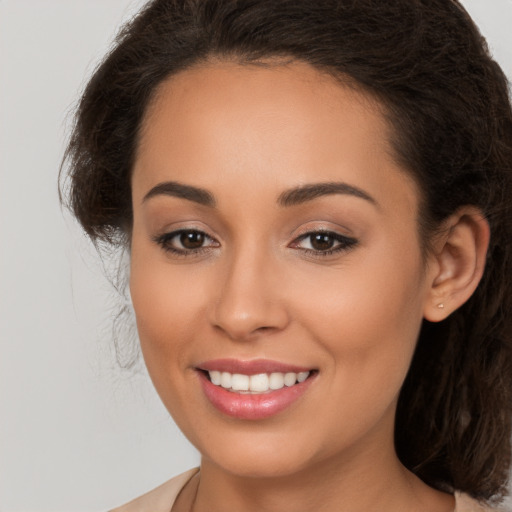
[152,228,220,257]
[291,220,355,238]
[151,225,358,259]
[289,229,358,257]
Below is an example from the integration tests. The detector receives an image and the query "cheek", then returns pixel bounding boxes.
[129,236,207,383]
[129,257,211,432]
[291,241,426,397]
[131,269,200,344]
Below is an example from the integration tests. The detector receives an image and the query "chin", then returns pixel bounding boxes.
[207,451,314,480]
[193,426,324,479]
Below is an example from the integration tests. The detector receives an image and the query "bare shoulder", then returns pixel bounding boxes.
[455,493,511,512]
[109,468,199,512]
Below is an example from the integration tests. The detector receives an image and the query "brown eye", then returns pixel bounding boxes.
[153,229,219,256]
[291,230,358,257]
[310,233,335,251]
[180,231,205,249]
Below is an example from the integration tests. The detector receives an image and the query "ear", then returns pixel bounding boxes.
[423,207,490,322]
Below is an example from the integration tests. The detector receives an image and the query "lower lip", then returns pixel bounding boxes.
[198,371,315,420]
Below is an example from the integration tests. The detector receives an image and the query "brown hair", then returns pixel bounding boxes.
[61,0,512,502]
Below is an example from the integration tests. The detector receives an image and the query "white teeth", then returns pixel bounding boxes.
[209,370,221,385]
[269,372,285,390]
[249,373,269,392]
[297,371,309,383]
[220,372,232,389]
[208,370,311,393]
[284,372,297,387]
[231,373,249,391]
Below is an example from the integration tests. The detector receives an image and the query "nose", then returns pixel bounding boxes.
[209,248,290,341]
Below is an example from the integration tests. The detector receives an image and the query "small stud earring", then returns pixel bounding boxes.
[437,303,445,309]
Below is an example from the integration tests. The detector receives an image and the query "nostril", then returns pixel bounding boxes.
[212,322,279,341]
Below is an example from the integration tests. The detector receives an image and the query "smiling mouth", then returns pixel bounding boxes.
[196,361,318,420]
[200,370,314,394]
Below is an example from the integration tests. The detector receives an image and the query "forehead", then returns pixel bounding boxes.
[139,60,388,155]
[133,60,418,214]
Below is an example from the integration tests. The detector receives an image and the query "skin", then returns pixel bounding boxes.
[128,61,486,511]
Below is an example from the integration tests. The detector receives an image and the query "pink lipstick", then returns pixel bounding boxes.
[196,359,316,420]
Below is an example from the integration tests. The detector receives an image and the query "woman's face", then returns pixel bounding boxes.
[130,61,436,478]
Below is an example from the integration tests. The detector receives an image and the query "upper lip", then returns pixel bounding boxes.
[196,358,314,375]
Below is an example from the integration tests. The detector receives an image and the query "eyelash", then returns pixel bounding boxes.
[152,229,358,258]
[292,230,358,256]
[152,229,219,257]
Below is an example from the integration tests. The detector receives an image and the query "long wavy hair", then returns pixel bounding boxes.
[61,0,512,502]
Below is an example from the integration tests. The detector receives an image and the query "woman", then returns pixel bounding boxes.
[62,0,512,510]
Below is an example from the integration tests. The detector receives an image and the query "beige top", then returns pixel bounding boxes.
[110,468,504,512]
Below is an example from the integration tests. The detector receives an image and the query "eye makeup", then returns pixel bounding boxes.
[152,227,358,260]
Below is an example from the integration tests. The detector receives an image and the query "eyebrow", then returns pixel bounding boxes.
[142,181,216,207]
[277,182,377,208]
[142,180,377,209]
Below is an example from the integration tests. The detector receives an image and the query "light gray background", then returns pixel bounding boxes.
[0,1,511,511]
